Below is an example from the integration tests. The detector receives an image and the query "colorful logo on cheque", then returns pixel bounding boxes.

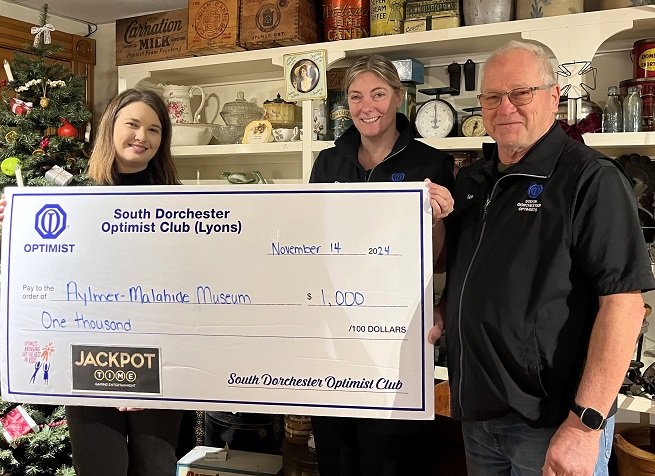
[35,204,67,239]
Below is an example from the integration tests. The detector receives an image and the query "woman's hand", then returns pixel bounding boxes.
[117,407,145,412]
[424,179,454,225]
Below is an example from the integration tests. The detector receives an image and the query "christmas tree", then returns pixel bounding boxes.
[0,3,93,191]
[0,402,73,476]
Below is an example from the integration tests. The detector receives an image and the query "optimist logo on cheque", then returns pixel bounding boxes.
[24,203,76,253]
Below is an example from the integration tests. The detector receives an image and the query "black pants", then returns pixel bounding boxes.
[66,406,184,476]
[311,416,437,476]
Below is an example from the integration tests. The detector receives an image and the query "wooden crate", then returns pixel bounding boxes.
[239,0,321,50]
[188,0,245,55]
[116,9,191,66]
[434,379,451,417]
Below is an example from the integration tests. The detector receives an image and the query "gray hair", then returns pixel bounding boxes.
[482,41,557,87]
[343,54,403,94]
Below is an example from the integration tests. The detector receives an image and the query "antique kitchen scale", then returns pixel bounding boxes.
[415,87,459,138]
[461,106,486,137]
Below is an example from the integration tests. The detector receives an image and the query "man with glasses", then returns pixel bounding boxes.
[428,40,655,475]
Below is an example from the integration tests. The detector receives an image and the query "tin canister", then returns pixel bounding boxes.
[370,0,406,36]
[632,39,655,79]
[330,104,354,139]
[323,0,370,41]
[620,77,655,131]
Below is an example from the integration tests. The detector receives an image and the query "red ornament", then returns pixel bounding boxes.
[57,118,77,138]
[1,79,6,87]
[40,137,49,149]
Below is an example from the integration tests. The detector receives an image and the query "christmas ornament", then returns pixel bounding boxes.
[57,118,77,137]
[31,23,55,47]
[10,98,33,115]
[1,157,20,177]
[40,97,49,108]
[0,406,39,446]
[5,130,17,144]
[1,79,6,87]
[45,165,73,186]
[31,148,44,156]
[3,59,13,82]
[40,137,49,149]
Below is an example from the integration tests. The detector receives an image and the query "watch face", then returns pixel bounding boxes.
[581,408,605,430]
[461,115,486,137]
[415,100,455,138]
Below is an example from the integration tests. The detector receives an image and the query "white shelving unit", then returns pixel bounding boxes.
[118,6,655,414]
[118,6,655,184]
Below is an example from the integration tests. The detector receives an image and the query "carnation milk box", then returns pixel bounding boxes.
[177,446,283,476]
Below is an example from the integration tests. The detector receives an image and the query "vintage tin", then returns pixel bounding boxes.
[404,14,459,31]
[323,0,370,41]
[239,0,321,49]
[404,0,459,21]
[370,0,406,36]
[620,77,655,131]
[632,39,655,79]
[329,102,353,140]
[391,58,424,83]
[516,0,582,19]
[188,0,245,55]
[115,9,191,66]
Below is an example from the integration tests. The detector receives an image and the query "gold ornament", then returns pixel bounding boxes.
[40,97,49,108]
[5,130,17,144]
[32,148,44,156]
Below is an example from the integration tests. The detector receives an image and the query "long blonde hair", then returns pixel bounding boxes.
[88,88,179,185]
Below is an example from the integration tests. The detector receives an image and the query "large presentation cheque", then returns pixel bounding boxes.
[1,183,434,419]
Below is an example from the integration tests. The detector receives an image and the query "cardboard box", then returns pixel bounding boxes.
[391,58,424,84]
[404,15,460,32]
[177,446,283,476]
[188,0,245,55]
[116,9,191,66]
[239,0,321,49]
[405,0,459,20]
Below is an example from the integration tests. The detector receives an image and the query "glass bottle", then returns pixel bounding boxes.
[623,86,643,133]
[602,86,622,133]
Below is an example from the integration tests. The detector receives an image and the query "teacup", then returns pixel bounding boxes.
[272,126,299,142]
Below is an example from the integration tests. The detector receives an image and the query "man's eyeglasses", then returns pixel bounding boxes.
[477,84,555,110]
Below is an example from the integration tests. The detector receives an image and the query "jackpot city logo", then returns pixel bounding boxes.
[35,204,67,239]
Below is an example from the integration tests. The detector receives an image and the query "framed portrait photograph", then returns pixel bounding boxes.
[284,50,327,102]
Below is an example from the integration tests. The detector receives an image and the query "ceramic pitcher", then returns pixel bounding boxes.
[158,83,207,123]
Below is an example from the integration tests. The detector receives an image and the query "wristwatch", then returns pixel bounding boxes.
[570,402,607,430]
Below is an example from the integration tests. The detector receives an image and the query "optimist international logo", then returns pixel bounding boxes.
[35,204,67,239]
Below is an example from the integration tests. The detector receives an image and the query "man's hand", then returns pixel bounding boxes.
[428,299,446,345]
[543,413,601,475]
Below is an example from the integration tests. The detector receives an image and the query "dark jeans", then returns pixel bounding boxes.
[66,406,184,476]
[311,415,437,476]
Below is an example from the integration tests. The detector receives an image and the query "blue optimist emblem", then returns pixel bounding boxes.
[527,184,543,199]
[391,173,405,182]
[35,204,67,239]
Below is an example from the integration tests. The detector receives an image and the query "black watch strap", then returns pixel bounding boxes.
[570,402,607,430]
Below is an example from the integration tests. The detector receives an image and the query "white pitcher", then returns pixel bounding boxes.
[158,83,206,124]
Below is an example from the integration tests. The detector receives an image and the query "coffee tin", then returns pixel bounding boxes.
[632,39,655,79]
[370,0,406,36]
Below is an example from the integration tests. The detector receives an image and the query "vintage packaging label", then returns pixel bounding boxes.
[115,9,190,66]
[370,0,406,36]
[405,0,458,20]
[188,0,244,54]
[239,0,320,48]
[322,0,370,41]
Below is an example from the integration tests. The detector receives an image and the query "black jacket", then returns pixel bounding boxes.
[445,122,655,427]
[310,114,454,186]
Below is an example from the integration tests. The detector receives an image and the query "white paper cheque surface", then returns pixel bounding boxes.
[1,183,435,419]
